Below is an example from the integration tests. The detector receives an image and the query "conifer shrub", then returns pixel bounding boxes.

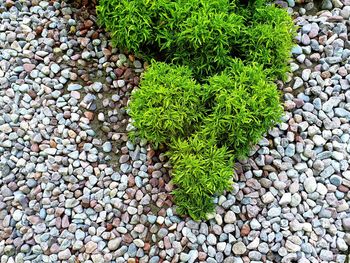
[156,0,244,77]
[96,0,159,53]
[128,62,205,145]
[200,61,283,157]
[97,0,295,220]
[237,5,296,80]
[97,0,295,81]
[168,135,234,220]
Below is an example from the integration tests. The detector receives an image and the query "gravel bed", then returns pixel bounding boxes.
[0,0,350,263]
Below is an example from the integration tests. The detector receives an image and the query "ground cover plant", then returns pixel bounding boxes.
[97,0,295,220]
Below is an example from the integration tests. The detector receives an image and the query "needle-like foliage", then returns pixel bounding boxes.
[128,62,205,145]
[236,4,296,80]
[96,0,159,53]
[201,60,283,157]
[97,0,295,220]
[168,135,234,220]
[155,0,244,77]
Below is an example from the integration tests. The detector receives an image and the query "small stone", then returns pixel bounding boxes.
[337,238,348,251]
[58,249,71,260]
[91,82,103,92]
[224,211,236,224]
[279,193,291,205]
[68,83,82,91]
[267,207,281,217]
[23,63,36,72]
[342,218,350,231]
[50,63,60,73]
[321,0,333,10]
[108,238,121,251]
[85,241,98,253]
[207,234,217,245]
[262,192,275,204]
[134,239,144,248]
[127,207,138,215]
[232,241,246,255]
[304,177,317,193]
[247,237,260,250]
[65,199,79,208]
[13,210,23,221]
[103,142,112,152]
[293,77,303,89]
[285,240,301,253]
[312,135,326,146]
[320,250,333,261]
[329,175,342,186]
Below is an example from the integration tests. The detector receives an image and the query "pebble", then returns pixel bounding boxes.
[268,207,281,217]
[68,83,82,91]
[108,238,121,251]
[103,141,112,152]
[134,239,144,248]
[304,177,317,193]
[58,249,71,260]
[85,241,98,253]
[224,211,236,224]
[232,242,246,255]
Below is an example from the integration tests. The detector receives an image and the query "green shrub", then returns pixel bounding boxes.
[128,61,205,145]
[200,60,283,157]
[156,0,244,77]
[96,0,159,53]
[97,0,294,220]
[97,0,295,80]
[168,135,234,220]
[236,5,296,80]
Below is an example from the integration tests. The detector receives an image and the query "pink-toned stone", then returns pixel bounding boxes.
[61,215,70,228]
[50,243,60,254]
[31,144,39,152]
[23,63,36,72]
[27,216,41,225]
[70,91,80,99]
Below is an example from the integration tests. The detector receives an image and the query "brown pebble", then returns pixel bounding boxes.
[321,71,331,79]
[90,200,97,207]
[84,20,94,28]
[27,215,41,225]
[5,0,15,8]
[50,140,57,148]
[81,197,90,208]
[27,89,37,99]
[84,111,94,120]
[198,252,207,261]
[122,233,133,244]
[150,178,158,187]
[63,111,71,119]
[338,185,349,193]
[115,68,124,77]
[102,48,111,57]
[91,31,99,39]
[144,243,151,251]
[106,223,113,231]
[128,175,135,187]
[55,217,62,228]
[241,224,250,236]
